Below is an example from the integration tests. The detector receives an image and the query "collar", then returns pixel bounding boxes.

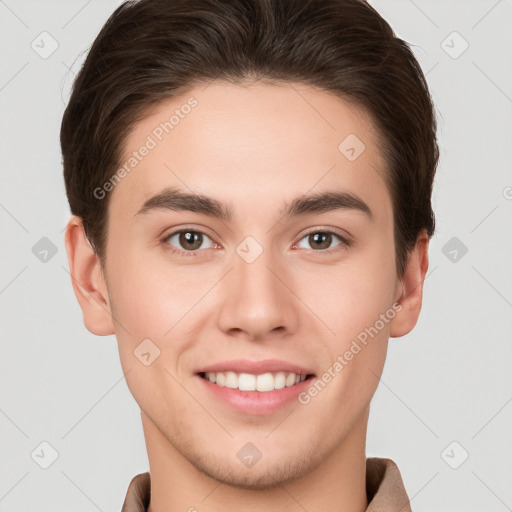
[121,457,411,512]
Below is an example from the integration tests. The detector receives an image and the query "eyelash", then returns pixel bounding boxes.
[161,227,351,257]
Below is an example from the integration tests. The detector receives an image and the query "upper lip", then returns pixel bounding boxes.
[196,359,315,376]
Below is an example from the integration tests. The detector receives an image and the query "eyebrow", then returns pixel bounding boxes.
[136,186,373,220]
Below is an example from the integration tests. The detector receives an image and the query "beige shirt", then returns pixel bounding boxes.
[121,457,412,511]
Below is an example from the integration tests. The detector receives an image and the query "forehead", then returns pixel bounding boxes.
[109,80,391,222]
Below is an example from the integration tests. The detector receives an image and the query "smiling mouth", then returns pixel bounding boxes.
[198,371,315,392]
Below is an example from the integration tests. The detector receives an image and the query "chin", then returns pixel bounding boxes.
[192,450,315,490]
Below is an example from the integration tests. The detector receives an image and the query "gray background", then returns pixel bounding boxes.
[1,0,511,511]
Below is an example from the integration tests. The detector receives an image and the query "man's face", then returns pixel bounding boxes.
[102,81,402,488]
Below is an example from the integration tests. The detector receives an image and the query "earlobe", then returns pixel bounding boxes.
[389,230,430,338]
[64,216,115,336]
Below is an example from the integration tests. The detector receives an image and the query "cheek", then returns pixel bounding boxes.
[106,247,208,339]
[300,250,396,410]
[303,249,397,340]
[305,261,394,424]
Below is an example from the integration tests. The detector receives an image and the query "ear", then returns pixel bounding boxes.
[64,216,115,336]
[389,229,430,338]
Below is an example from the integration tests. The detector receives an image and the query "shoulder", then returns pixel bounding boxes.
[121,472,151,512]
[366,457,412,512]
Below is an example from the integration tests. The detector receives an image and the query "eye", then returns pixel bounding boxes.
[295,230,350,253]
[163,229,216,255]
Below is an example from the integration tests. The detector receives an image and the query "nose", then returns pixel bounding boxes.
[216,243,300,342]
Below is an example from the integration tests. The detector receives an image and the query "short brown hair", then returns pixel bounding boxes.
[61,0,438,276]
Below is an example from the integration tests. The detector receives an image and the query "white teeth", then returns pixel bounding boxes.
[225,371,238,389]
[216,372,226,387]
[274,372,286,389]
[256,373,274,392]
[203,371,308,392]
[238,373,256,391]
[285,373,296,387]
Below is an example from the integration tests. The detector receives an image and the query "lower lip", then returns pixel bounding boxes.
[196,375,315,415]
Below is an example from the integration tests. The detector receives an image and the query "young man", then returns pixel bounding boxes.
[61,0,438,510]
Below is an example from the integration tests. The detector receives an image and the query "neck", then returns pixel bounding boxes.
[143,408,369,512]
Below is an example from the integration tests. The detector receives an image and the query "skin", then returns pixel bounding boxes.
[65,81,429,512]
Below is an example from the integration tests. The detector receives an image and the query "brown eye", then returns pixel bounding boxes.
[165,230,214,252]
[308,232,333,250]
[296,230,348,252]
[179,231,202,250]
